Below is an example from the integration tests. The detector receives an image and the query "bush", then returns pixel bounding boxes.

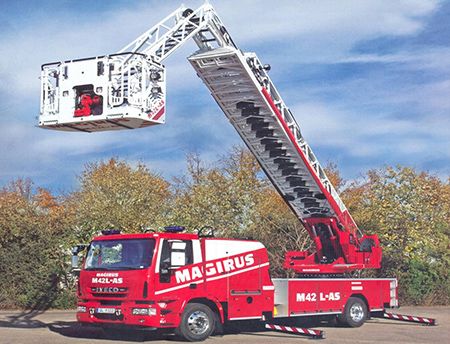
[399,259,449,305]
[344,167,450,305]
[51,288,77,309]
[0,180,74,310]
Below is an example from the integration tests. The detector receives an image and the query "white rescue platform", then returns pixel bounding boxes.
[39,53,166,132]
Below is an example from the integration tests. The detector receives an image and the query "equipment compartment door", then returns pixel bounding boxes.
[227,256,263,319]
[288,280,320,315]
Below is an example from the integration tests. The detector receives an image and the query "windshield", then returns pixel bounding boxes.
[85,238,155,270]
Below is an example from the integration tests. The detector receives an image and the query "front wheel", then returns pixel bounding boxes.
[175,303,215,342]
[337,297,367,327]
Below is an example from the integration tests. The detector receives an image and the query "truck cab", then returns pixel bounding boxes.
[74,228,274,341]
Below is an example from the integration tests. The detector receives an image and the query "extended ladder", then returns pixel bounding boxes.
[188,47,381,273]
[38,4,382,273]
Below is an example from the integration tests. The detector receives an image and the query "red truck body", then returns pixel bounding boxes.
[76,231,397,336]
[273,278,397,317]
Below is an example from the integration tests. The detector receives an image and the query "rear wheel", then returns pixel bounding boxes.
[338,297,367,328]
[175,303,215,341]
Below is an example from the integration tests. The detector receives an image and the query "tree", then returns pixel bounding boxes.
[248,188,310,277]
[171,147,311,277]
[1,156,448,308]
[170,148,265,236]
[324,162,345,192]
[72,158,171,241]
[0,179,75,309]
[343,166,450,304]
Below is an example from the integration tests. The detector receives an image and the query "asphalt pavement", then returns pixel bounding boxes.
[0,306,447,343]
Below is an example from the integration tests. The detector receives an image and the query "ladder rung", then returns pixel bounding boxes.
[261,138,281,145]
[281,168,299,176]
[269,150,287,158]
[251,122,270,131]
[255,129,274,138]
[189,49,338,221]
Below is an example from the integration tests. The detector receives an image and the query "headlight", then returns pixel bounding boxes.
[77,306,87,313]
[132,307,156,316]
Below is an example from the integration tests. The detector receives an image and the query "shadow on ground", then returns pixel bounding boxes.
[0,312,173,342]
[48,321,174,342]
[0,309,48,329]
[0,312,351,342]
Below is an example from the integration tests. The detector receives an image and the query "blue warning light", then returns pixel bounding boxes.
[164,226,186,233]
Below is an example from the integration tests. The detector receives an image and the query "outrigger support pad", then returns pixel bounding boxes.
[375,312,437,326]
[265,323,325,339]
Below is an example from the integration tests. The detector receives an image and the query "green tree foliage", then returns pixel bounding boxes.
[170,148,264,236]
[171,147,310,276]
[0,152,448,308]
[0,180,76,309]
[343,166,450,305]
[248,188,310,277]
[73,158,171,240]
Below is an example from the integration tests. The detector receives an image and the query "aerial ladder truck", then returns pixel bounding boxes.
[39,4,436,341]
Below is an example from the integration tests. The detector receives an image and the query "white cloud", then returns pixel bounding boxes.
[0,0,439,98]
[291,100,450,160]
[336,47,450,73]
[216,0,438,63]
[0,98,239,187]
[0,0,447,188]
[218,0,436,40]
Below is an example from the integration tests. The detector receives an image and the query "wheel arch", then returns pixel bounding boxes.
[183,297,225,324]
[175,299,219,341]
[350,293,369,311]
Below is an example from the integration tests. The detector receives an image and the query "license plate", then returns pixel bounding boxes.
[96,307,116,314]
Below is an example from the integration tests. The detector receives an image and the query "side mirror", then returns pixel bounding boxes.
[71,255,79,269]
[71,244,87,255]
[71,255,80,277]
[71,244,87,276]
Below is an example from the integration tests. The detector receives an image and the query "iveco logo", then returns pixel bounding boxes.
[91,287,127,293]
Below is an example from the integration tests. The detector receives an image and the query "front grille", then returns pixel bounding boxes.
[91,287,127,293]
[100,300,122,306]
[92,293,127,298]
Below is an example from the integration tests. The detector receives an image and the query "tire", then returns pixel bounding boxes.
[338,297,367,328]
[175,303,215,342]
[212,311,224,335]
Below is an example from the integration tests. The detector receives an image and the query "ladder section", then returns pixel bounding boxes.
[189,47,343,223]
[118,4,234,64]
[189,48,383,273]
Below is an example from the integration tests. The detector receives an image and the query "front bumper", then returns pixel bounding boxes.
[76,301,171,328]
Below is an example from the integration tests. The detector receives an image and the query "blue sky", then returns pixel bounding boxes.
[0,0,449,193]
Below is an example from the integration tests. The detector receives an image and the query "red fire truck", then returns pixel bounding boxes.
[71,228,397,341]
[40,3,435,341]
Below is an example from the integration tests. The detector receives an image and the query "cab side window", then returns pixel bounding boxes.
[159,239,193,283]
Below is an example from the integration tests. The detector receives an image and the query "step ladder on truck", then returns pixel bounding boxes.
[40,3,436,341]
